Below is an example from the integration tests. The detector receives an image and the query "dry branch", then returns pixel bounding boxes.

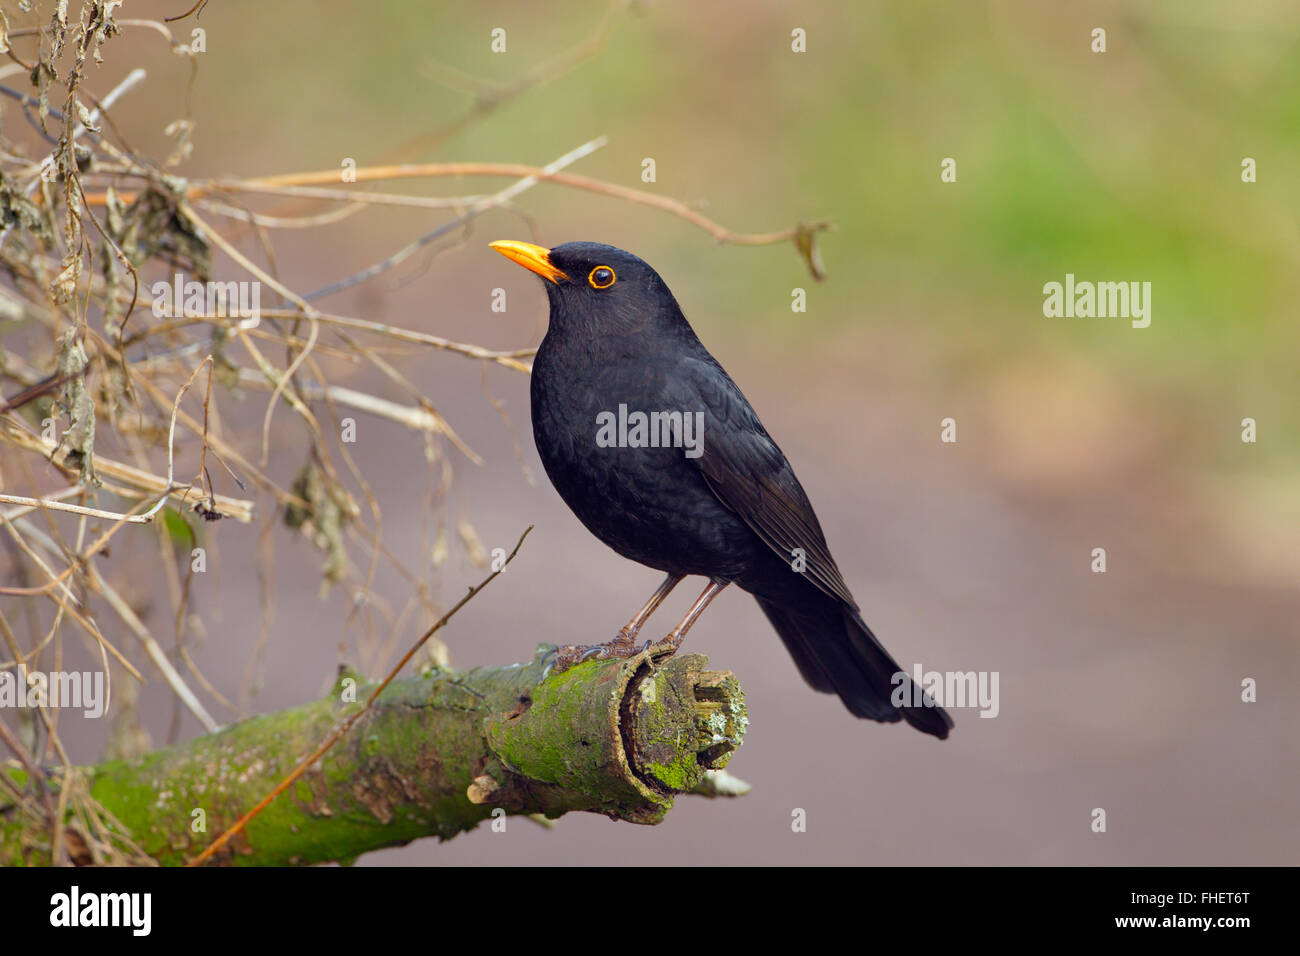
[0,649,748,866]
[0,1,806,866]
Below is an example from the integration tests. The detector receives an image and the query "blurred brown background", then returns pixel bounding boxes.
[2,0,1297,864]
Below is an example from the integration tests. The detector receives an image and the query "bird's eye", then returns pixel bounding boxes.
[588,266,616,289]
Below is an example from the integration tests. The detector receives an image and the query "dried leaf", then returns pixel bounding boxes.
[52,328,97,485]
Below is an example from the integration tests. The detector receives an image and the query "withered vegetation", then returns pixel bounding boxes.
[0,1,822,865]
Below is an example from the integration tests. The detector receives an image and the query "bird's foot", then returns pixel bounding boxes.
[643,631,686,664]
[548,633,645,675]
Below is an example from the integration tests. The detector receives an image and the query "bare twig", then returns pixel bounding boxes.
[187,526,532,866]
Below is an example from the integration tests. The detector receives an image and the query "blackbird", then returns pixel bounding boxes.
[491,240,952,738]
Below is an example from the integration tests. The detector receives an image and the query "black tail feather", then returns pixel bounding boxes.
[755,595,953,739]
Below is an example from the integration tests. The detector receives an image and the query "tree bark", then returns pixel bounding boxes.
[0,648,747,866]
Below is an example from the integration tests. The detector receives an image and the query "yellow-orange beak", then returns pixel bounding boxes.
[489,240,568,284]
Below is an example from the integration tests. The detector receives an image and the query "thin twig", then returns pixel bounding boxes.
[301,135,608,301]
[187,526,532,866]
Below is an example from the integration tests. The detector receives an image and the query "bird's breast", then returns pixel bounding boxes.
[528,341,755,578]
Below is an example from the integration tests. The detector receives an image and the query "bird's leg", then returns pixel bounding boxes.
[647,579,729,661]
[617,572,683,643]
[550,573,684,674]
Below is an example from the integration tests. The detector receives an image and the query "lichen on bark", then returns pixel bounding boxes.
[0,647,747,866]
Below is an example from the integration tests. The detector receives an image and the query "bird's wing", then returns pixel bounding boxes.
[684,356,859,609]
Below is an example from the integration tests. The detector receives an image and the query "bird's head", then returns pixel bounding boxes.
[490,240,684,336]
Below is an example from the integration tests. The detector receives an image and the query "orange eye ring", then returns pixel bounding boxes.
[588,266,616,289]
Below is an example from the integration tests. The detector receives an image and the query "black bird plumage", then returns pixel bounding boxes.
[492,239,952,739]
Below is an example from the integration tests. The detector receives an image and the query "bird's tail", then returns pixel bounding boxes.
[755,595,953,739]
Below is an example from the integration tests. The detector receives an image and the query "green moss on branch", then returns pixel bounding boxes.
[0,648,746,866]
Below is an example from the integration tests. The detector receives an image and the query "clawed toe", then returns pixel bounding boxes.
[549,636,640,674]
[547,630,692,677]
[644,636,683,663]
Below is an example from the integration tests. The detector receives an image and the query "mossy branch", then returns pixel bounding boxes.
[0,648,747,866]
